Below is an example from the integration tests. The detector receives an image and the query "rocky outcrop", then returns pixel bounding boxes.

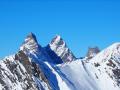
[47,35,76,63]
[0,49,51,90]
[0,56,37,90]
[86,47,100,59]
[20,32,41,53]
[15,50,51,90]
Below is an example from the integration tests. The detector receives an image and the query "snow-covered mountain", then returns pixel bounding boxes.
[0,33,120,90]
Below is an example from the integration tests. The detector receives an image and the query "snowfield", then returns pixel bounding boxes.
[56,60,99,90]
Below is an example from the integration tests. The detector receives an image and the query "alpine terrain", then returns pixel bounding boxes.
[0,33,120,90]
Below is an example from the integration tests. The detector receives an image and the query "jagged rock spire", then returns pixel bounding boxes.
[50,35,64,45]
[20,32,41,53]
[86,46,100,59]
[48,35,76,62]
[26,32,38,43]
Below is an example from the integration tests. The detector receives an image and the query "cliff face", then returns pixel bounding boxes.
[48,35,76,63]
[0,50,51,90]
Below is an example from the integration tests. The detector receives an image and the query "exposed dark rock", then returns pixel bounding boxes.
[106,60,116,68]
[112,68,120,86]
[15,50,32,74]
[94,63,100,67]
[32,62,51,90]
[86,47,100,59]
[15,50,51,90]
[112,69,120,79]
[95,73,98,79]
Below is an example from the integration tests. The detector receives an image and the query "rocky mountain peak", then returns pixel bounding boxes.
[50,35,65,46]
[26,32,38,42]
[86,46,100,59]
[48,35,76,62]
[20,33,41,53]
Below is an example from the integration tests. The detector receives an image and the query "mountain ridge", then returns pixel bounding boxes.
[0,33,120,90]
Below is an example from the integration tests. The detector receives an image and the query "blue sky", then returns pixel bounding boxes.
[0,0,120,58]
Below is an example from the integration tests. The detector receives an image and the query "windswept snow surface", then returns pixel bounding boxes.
[55,60,99,90]
[42,62,71,90]
[46,43,120,90]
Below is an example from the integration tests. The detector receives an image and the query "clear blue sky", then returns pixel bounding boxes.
[0,0,120,58]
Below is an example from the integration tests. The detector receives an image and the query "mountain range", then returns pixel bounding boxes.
[0,33,120,90]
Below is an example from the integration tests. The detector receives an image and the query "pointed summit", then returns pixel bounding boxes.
[26,32,38,43]
[86,46,100,59]
[49,35,66,52]
[20,32,41,53]
[47,35,76,62]
[50,35,64,46]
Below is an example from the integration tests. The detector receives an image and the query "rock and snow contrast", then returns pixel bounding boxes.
[48,35,76,62]
[86,47,100,59]
[0,33,120,90]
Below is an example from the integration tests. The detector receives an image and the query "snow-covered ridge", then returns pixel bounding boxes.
[84,43,120,90]
[89,43,120,63]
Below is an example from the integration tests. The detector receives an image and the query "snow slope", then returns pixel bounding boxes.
[56,60,99,90]
[84,43,120,90]
[54,42,120,90]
